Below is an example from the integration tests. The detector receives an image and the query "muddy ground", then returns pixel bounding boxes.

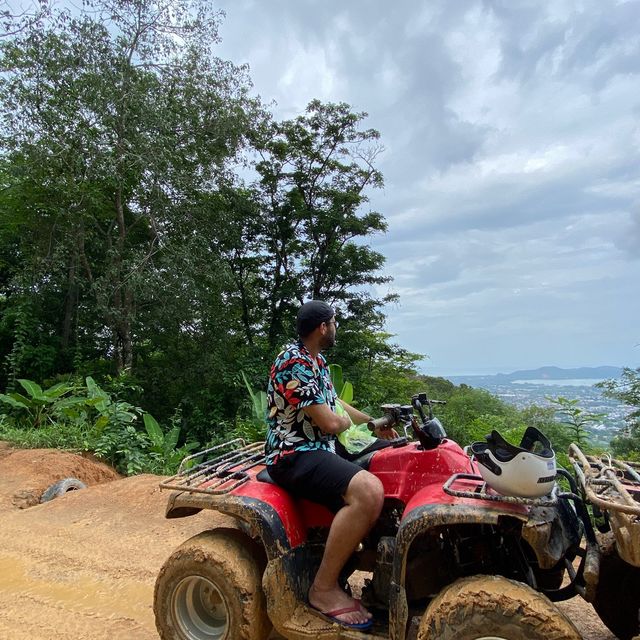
[0,444,617,639]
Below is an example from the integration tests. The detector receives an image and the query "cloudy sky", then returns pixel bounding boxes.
[212,0,638,376]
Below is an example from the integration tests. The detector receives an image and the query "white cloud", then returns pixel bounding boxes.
[213,0,640,373]
[277,42,342,103]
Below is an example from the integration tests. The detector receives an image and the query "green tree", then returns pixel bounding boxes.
[440,386,515,445]
[0,3,430,444]
[0,0,258,379]
[252,100,392,353]
[597,367,640,458]
[547,396,603,448]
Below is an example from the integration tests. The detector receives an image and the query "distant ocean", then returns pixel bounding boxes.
[510,378,605,387]
[455,377,626,447]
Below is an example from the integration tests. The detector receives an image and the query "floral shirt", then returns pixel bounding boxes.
[265,341,338,465]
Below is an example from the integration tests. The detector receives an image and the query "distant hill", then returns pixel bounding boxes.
[448,365,622,386]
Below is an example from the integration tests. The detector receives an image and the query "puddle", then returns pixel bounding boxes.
[0,553,153,622]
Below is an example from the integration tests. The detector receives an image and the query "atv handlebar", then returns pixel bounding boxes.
[368,394,447,443]
[367,413,397,432]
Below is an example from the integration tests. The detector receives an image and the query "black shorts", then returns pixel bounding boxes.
[267,449,363,513]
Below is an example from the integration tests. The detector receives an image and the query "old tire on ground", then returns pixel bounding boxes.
[417,575,581,640]
[592,546,640,640]
[40,477,87,503]
[154,529,271,640]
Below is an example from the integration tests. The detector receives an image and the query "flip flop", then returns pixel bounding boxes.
[309,602,374,631]
[353,598,369,614]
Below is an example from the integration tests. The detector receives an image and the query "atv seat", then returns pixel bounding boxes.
[351,450,378,470]
[256,468,276,484]
[255,449,377,486]
[253,440,396,534]
[255,467,336,530]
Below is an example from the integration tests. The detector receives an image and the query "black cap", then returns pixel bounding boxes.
[296,300,335,337]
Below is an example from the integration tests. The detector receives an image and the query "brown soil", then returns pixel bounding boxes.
[0,444,620,639]
[0,444,230,640]
[0,444,121,509]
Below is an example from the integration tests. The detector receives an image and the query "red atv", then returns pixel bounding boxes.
[153,394,591,640]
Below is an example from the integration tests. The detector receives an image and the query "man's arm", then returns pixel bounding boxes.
[303,402,351,435]
[337,399,371,425]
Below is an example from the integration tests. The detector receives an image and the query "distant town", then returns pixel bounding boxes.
[446,366,630,447]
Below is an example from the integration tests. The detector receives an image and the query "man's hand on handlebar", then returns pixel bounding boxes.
[368,413,400,440]
[374,424,399,440]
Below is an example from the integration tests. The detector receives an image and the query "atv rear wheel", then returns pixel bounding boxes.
[154,530,271,640]
[592,545,640,640]
[417,575,581,640]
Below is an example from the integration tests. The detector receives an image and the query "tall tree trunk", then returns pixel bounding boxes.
[61,256,77,351]
[267,248,285,351]
[230,260,254,347]
[121,286,133,370]
[113,187,134,372]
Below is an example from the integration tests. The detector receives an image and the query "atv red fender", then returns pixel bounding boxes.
[164,439,543,561]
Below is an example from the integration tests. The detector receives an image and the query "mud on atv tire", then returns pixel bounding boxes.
[417,574,581,640]
[154,529,271,640]
[39,477,87,503]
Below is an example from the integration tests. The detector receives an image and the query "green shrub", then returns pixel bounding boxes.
[227,417,267,444]
[0,376,199,476]
[0,418,93,450]
[142,412,199,475]
[230,371,269,444]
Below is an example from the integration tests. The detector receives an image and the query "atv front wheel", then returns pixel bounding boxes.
[154,530,271,640]
[417,575,581,640]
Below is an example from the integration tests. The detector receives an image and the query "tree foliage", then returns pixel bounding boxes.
[0,1,416,445]
[597,367,640,458]
[0,0,258,381]
[546,396,604,448]
[251,99,390,350]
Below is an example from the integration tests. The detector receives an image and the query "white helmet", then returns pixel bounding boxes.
[470,427,557,498]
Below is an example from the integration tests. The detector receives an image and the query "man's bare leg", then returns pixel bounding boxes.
[308,470,384,625]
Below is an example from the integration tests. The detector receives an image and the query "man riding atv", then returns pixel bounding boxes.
[264,300,396,630]
[154,306,589,640]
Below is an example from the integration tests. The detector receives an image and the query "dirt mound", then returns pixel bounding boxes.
[0,444,120,510]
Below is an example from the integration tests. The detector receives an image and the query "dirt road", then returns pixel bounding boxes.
[0,446,232,639]
[0,446,618,639]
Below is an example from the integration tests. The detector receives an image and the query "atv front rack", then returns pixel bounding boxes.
[159,439,266,496]
[569,443,640,514]
[569,443,640,566]
[443,473,561,507]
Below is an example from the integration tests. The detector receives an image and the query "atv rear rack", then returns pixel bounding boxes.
[569,443,640,566]
[159,439,266,496]
[443,472,560,506]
